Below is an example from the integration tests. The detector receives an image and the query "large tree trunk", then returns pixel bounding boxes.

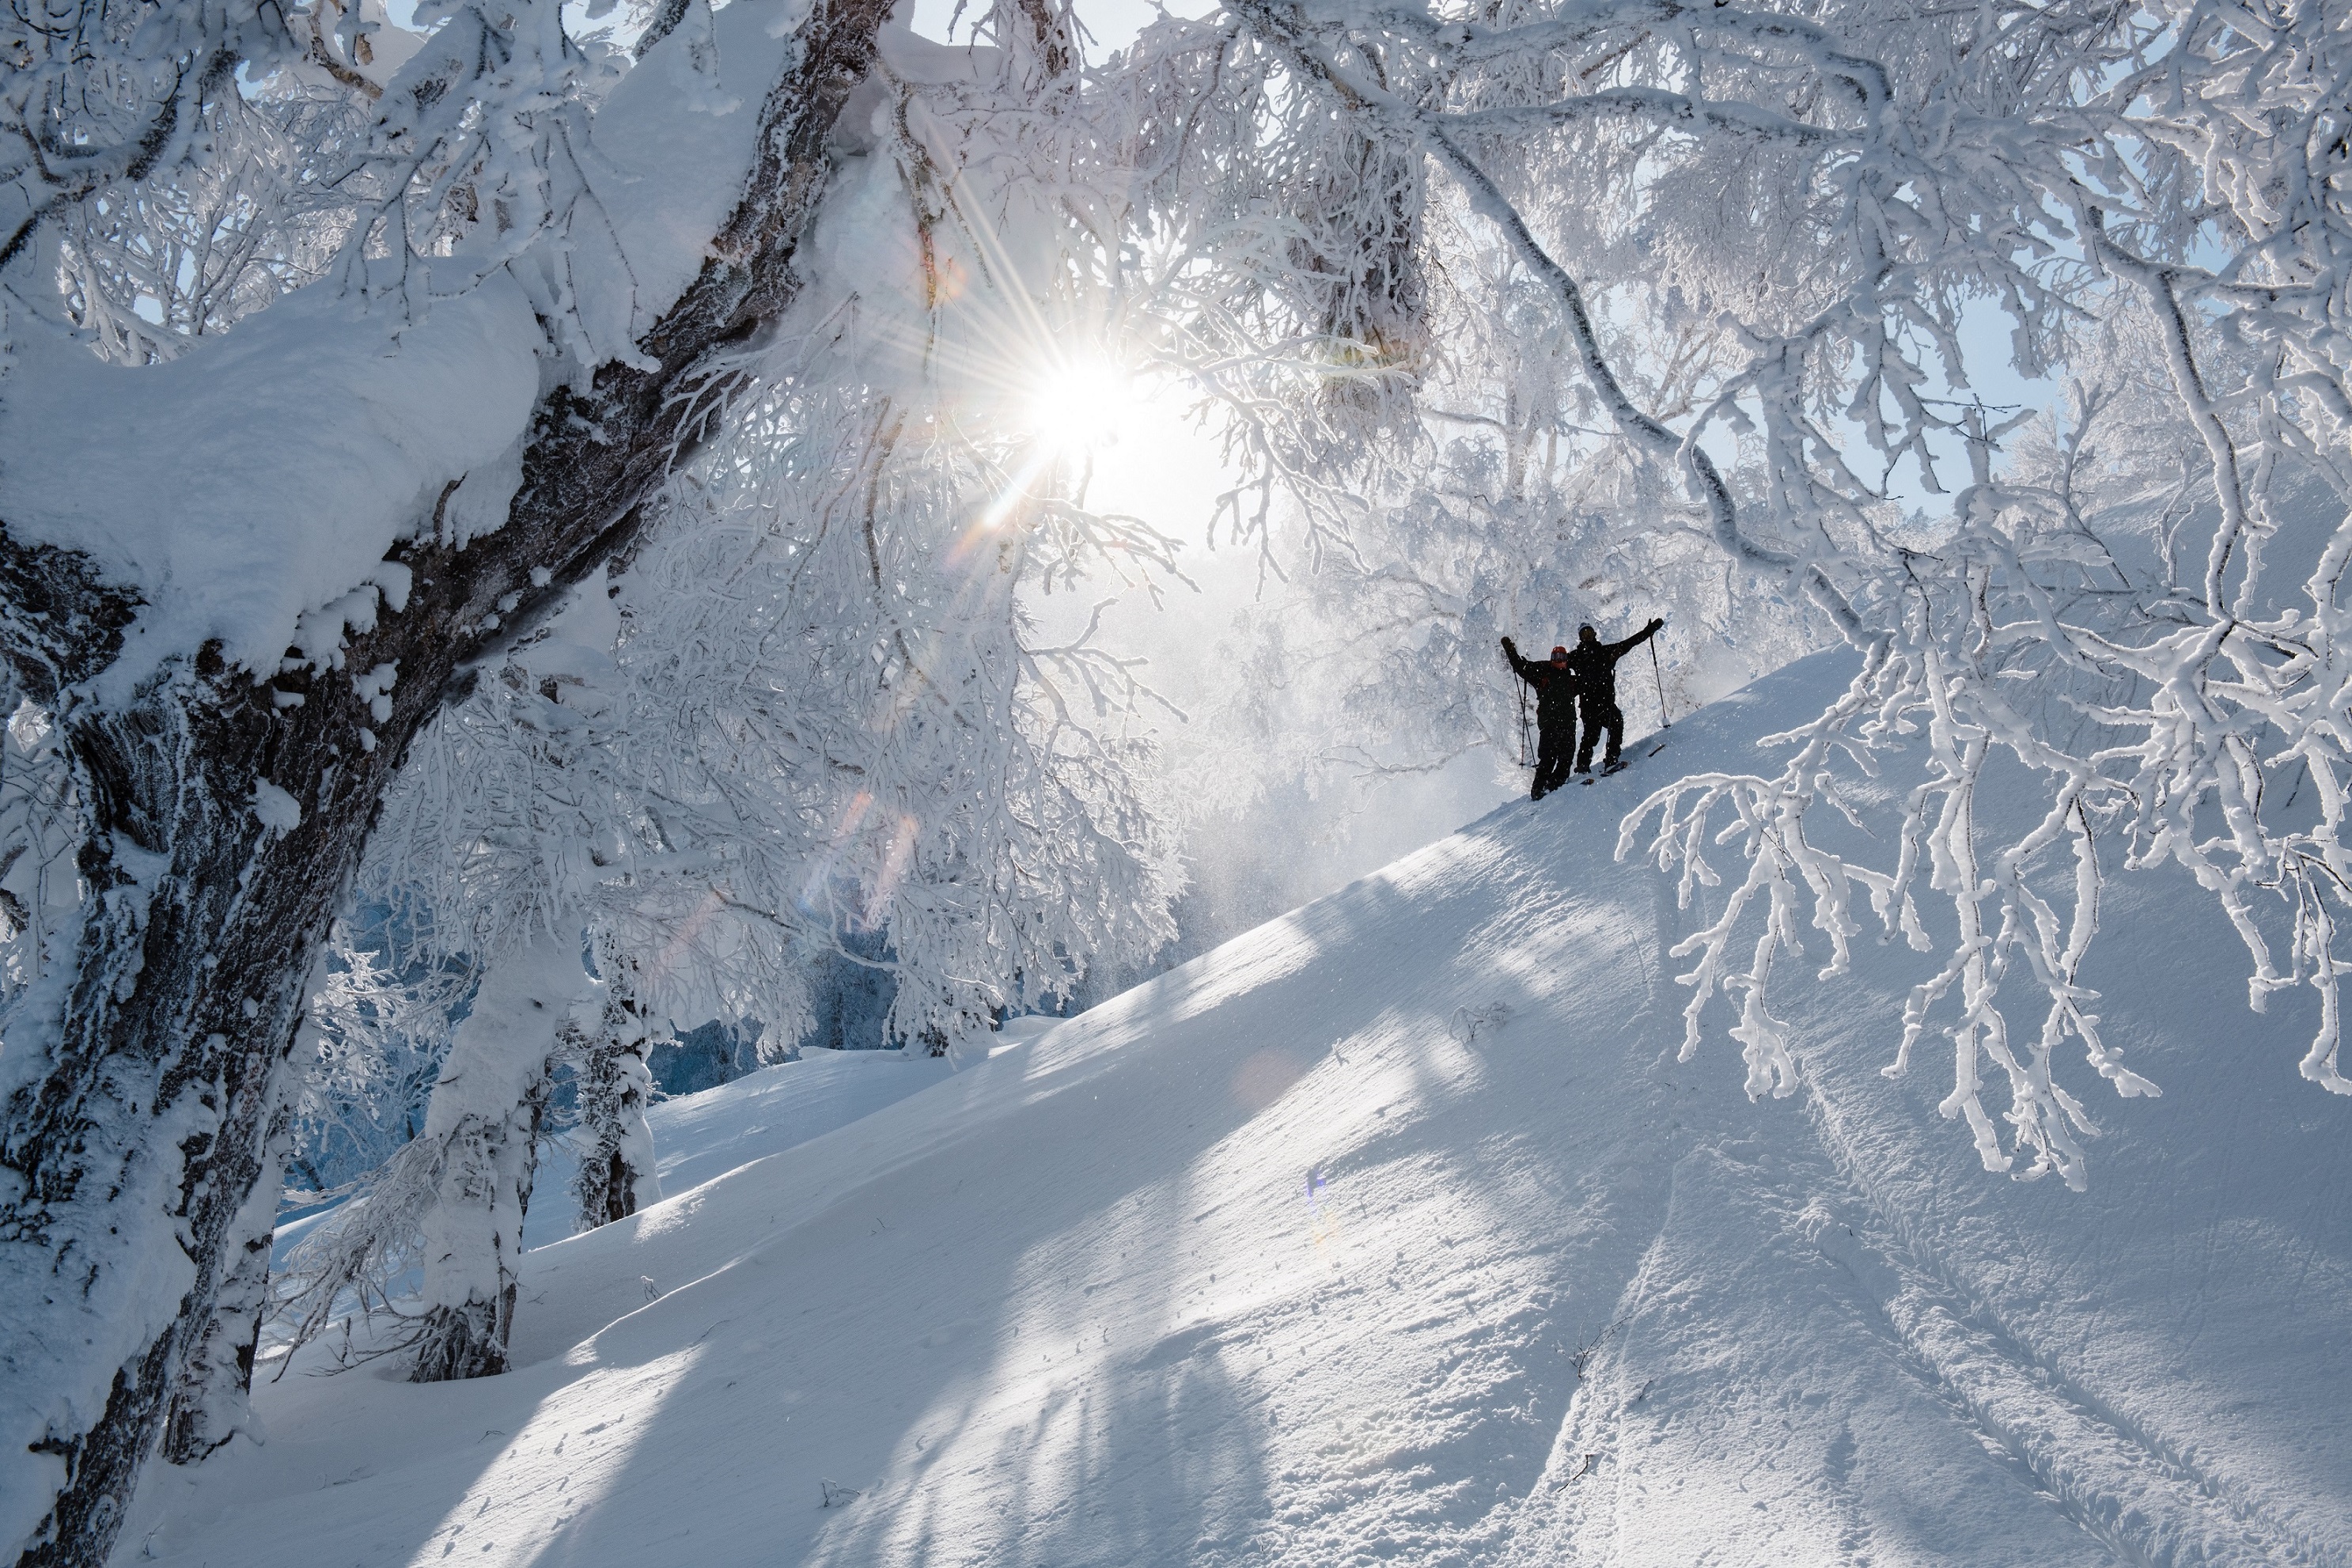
[0,0,892,1559]
[159,945,334,1464]
[159,1102,291,1466]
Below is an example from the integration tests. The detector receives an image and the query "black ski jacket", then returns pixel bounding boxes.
[1502,640,1579,729]
[1559,622,1662,708]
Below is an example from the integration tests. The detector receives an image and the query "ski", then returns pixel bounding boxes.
[1579,749,1652,784]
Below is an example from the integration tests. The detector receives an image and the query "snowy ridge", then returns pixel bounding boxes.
[124,651,2352,1566]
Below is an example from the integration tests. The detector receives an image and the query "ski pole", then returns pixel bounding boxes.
[1649,634,1670,730]
[1515,673,1532,767]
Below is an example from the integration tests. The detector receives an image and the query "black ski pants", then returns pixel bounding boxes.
[1533,718,1577,798]
[1575,695,1624,771]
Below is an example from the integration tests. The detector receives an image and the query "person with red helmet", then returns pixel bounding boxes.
[1498,635,1581,799]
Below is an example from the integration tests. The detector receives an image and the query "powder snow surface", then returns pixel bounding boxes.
[122,651,2352,1566]
[526,1048,956,1250]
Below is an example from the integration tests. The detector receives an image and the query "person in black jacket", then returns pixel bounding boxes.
[1500,636,1580,799]
[1564,617,1664,773]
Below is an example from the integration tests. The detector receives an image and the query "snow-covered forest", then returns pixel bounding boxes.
[2,0,2349,1560]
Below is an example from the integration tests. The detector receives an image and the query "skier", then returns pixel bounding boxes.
[1565,617,1665,775]
[1499,635,1580,800]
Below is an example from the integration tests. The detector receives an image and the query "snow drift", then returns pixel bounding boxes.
[123,650,2352,1565]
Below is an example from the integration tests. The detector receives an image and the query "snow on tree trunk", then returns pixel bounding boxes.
[410,937,589,1383]
[161,948,335,1464]
[158,1108,290,1465]
[0,0,895,1558]
[570,950,661,1232]
[1297,90,1425,421]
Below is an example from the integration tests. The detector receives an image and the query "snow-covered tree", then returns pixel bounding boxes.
[272,0,1184,1383]
[566,942,661,1231]
[0,0,896,1555]
[405,934,594,1381]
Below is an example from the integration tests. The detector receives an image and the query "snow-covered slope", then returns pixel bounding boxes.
[527,1047,956,1248]
[270,1047,956,1264]
[123,652,2352,1566]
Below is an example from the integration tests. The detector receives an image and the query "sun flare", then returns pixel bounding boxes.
[1025,360,1138,453]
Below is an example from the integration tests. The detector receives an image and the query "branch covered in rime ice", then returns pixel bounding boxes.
[345,0,1184,1064]
[2,0,628,349]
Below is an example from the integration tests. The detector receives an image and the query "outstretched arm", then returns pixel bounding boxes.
[1604,618,1665,657]
[1500,635,1542,685]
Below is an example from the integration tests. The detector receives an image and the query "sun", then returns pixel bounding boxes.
[1025,358,1138,453]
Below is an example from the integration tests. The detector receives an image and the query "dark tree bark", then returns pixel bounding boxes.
[160,1105,292,1464]
[0,0,892,1559]
[570,951,661,1233]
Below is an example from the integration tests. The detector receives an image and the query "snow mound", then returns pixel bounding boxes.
[0,274,543,691]
[526,1047,956,1248]
[125,651,2352,1566]
[636,1047,956,1203]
